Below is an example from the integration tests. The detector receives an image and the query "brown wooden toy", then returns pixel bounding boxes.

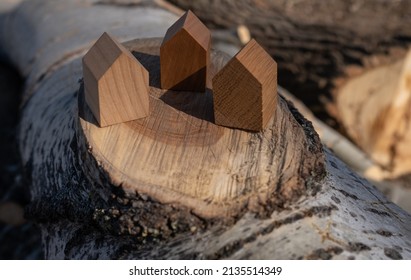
[82,32,149,127]
[160,10,211,92]
[212,39,278,132]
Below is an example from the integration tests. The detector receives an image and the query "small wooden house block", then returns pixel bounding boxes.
[160,10,211,92]
[212,39,277,132]
[82,32,149,127]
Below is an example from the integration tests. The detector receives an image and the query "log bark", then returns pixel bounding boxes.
[1,0,411,260]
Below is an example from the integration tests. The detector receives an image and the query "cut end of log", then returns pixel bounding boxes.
[212,39,278,132]
[160,10,211,91]
[82,32,150,127]
[337,48,411,178]
[78,38,325,220]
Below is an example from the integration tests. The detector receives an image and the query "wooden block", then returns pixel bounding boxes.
[82,32,149,127]
[212,39,277,132]
[160,10,211,92]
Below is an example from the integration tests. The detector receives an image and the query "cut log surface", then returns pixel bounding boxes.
[1,0,411,260]
[79,38,323,219]
[337,50,411,178]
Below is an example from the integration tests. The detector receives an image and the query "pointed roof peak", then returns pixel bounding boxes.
[184,10,198,23]
[234,39,277,84]
[98,32,135,60]
[94,32,123,56]
[162,10,210,50]
[236,39,269,64]
[83,32,139,81]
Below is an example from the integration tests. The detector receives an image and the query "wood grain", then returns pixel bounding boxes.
[212,39,277,132]
[79,38,324,219]
[337,50,411,178]
[160,10,211,91]
[82,32,149,127]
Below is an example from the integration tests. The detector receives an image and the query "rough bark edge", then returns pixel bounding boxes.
[74,80,326,241]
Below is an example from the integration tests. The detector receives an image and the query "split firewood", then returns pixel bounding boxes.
[337,50,411,180]
[277,87,411,212]
[0,0,411,260]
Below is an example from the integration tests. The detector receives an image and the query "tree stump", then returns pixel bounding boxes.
[78,38,324,219]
